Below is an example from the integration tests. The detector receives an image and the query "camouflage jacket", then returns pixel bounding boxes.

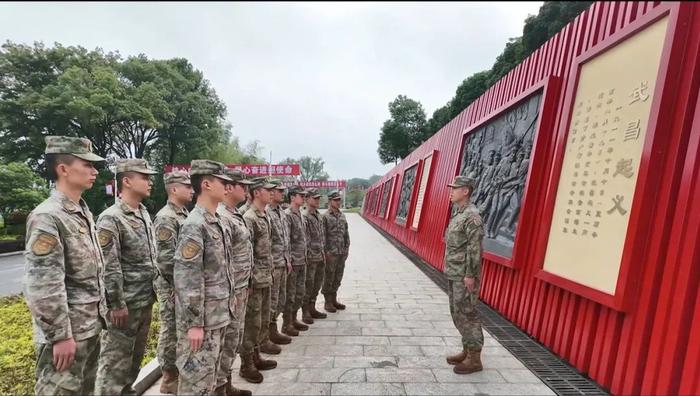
[97,199,157,310]
[217,203,253,291]
[174,205,232,330]
[153,201,189,291]
[303,208,324,261]
[238,200,252,217]
[323,209,350,256]
[244,206,273,288]
[24,190,107,343]
[444,203,484,280]
[266,205,290,268]
[285,206,307,266]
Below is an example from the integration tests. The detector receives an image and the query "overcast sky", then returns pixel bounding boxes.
[1,2,542,180]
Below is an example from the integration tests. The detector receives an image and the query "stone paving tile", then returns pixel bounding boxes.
[334,356,397,368]
[337,320,386,328]
[331,383,406,395]
[364,345,425,357]
[366,368,436,383]
[253,383,331,395]
[499,368,543,383]
[395,356,449,369]
[362,327,414,336]
[389,336,446,346]
[411,328,461,337]
[298,368,366,383]
[475,383,556,395]
[385,320,435,329]
[336,336,390,345]
[432,368,506,383]
[275,356,335,368]
[404,383,478,395]
[309,320,340,328]
[288,335,336,345]
[360,313,382,321]
[305,327,363,336]
[306,345,364,356]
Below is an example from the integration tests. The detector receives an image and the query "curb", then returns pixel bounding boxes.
[133,359,162,396]
[0,251,22,258]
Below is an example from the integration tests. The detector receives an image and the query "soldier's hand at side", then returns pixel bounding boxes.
[286,262,293,274]
[53,337,77,372]
[464,277,476,293]
[110,307,129,329]
[188,327,204,352]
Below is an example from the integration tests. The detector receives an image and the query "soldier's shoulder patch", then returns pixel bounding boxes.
[466,214,483,227]
[157,227,173,241]
[98,230,113,247]
[31,233,58,256]
[181,240,201,260]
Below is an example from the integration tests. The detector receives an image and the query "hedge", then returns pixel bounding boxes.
[0,296,160,395]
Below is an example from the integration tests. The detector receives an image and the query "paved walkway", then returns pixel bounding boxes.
[146,213,553,395]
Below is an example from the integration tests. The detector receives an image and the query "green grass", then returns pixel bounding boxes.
[0,296,160,394]
[0,234,21,241]
[343,207,361,213]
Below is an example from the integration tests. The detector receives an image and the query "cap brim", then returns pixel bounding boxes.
[262,183,277,189]
[237,180,255,185]
[213,174,233,182]
[310,194,322,198]
[275,186,286,191]
[447,183,461,188]
[136,169,158,175]
[73,152,105,162]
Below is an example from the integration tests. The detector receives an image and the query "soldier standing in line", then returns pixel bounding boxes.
[265,182,294,348]
[239,179,278,383]
[302,189,329,314]
[215,169,254,396]
[152,171,193,394]
[237,177,263,215]
[444,176,485,374]
[24,136,107,395]
[173,160,234,394]
[321,191,350,311]
[95,159,158,395]
[284,186,313,334]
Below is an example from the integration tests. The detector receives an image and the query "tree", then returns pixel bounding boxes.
[0,162,49,218]
[377,95,428,164]
[280,156,329,182]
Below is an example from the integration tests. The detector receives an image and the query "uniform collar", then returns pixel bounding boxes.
[167,200,188,216]
[51,189,86,215]
[118,198,146,217]
[194,205,219,224]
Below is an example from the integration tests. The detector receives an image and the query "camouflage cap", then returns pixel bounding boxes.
[116,158,158,175]
[44,135,105,162]
[287,185,309,196]
[164,170,191,185]
[328,190,342,200]
[189,159,233,182]
[447,175,476,189]
[249,177,276,190]
[306,188,322,198]
[223,168,254,185]
[270,179,287,191]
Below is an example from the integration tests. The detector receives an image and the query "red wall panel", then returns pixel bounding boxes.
[363,2,700,394]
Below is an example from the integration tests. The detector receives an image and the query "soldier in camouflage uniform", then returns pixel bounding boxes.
[153,171,193,394]
[173,160,234,395]
[239,179,278,383]
[95,159,158,395]
[284,186,313,335]
[322,191,350,311]
[265,182,293,348]
[302,189,329,315]
[215,169,254,396]
[444,176,485,374]
[24,136,107,396]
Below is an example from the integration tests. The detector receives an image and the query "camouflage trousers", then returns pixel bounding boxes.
[447,280,484,350]
[285,265,306,314]
[240,286,271,355]
[34,334,101,396]
[95,304,153,395]
[156,282,177,371]
[216,288,249,388]
[322,254,347,296]
[269,266,288,325]
[303,259,325,305]
[176,326,227,395]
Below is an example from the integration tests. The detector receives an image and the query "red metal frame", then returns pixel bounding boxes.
[410,150,438,232]
[534,3,684,311]
[394,159,421,227]
[452,76,561,268]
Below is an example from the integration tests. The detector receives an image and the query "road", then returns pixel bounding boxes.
[0,253,24,296]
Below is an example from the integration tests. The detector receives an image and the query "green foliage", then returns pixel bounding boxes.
[345,189,366,208]
[0,296,161,393]
[280,156,329,182]
[0,162,49,218]
[377,95,428,164]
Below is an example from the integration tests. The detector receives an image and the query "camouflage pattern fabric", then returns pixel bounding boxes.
[303,207,324,262]
[304,258,325,305]
[448,280,484,349]
[154,201,189,371]
[34,335,101,396]
[217,204,253,291]
[444,203,484,280]
[241,286,271,355]
[216,288,249,388]
[176,326,227,396]
[243,207,273,288]
[285,206,307,266]
[322,208,350,256]
[285,265,306,314]
[322,254,346,295]
[270,266,287,325]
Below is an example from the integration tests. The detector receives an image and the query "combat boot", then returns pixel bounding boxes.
[302,304,315,324]
[324,294,337,313]
[332,294,346,310]
[309,302,327,319]
[292,310,309,331]
[446,349,467,365]
[282,313,299,336]
[253,346,277,370]
[269,322,292,344]
[453,348,483,374]
[260,338,282,354]
[238,353,263,383]
[224,376,252,396]
[159,368,178,394]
